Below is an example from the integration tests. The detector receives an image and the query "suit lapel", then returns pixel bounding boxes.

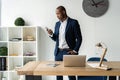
[65,17,70,34]
[57,22,61,35]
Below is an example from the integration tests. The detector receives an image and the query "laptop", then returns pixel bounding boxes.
[63,55,86,67]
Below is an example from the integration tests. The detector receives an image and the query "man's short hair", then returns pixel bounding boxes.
[57,6,66,13]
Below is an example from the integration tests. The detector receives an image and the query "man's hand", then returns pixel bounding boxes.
[67,50,77,55]
[46,27,53,35]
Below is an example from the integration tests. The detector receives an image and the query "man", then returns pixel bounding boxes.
[46,6,82,80]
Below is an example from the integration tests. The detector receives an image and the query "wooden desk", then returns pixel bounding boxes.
[17,61,120,79]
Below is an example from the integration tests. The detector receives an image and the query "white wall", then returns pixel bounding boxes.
[0,0,1,25]
[1,0,120,61]
[94,1,120,61]
[1,0,120,80]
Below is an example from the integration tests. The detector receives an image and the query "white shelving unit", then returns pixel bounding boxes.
[0,26,40,80]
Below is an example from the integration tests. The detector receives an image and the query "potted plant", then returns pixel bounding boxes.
[14,17,25,26]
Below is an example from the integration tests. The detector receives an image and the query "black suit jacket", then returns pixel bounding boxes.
[51,17,82,56]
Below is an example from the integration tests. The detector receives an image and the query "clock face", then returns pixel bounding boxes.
[82,0,109,17]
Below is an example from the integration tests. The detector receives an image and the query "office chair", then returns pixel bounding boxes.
[77,57,107,80]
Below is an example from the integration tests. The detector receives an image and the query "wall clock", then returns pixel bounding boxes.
[82,0,109,17]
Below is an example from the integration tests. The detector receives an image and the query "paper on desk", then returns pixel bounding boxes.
[87,63,104,67]
[47,63,60,67]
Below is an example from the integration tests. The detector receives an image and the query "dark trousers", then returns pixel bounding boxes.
[55,49,76,80]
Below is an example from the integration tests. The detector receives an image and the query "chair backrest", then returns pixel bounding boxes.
[78,57,108,80]
[87,57,107,61]
[87,57,108,80]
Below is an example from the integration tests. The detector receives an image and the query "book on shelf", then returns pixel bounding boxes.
[0,57,7,71]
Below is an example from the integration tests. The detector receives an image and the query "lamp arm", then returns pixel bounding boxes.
[99,48,107,67]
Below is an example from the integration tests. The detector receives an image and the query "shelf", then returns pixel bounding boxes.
[9,72,22,80]
[9,42,23,56]
[23,41,36,43]
[0,42,8,46]
[0,27,8,41]
[0,56,8,57]
[9,70,19,72]
[8,56,23,58]
[8,27,22,41]
[23,27,36,41]
[8,70,15,72]
[0,42,8,56]
[23,43,36,56]
[0,70,8,72]
[0,41,8,43]
[0,72,8,80]
[9,41,22,43]
[23,56,36,58]
[9,57,23,71]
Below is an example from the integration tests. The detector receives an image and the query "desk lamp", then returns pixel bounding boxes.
[95,42,111,70]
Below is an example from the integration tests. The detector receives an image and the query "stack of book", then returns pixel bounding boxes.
[9,38,22,41]
[0,57,7,71]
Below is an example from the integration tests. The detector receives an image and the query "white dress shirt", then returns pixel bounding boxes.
[58,18,69,49]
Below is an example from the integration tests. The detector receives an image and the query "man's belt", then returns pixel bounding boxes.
[59,48,72,51]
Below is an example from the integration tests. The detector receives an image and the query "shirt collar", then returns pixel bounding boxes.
[60,17,68,23]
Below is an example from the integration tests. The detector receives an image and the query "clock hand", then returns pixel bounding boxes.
[96,0,104,5]
[91,0,98,7]
[92,0,104,6]
[91,0,96,4]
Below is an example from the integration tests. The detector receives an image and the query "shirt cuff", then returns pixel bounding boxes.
[49,34,53,37]
[73,50,77,53]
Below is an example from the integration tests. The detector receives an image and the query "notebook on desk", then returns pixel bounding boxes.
[63,55,86,67]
